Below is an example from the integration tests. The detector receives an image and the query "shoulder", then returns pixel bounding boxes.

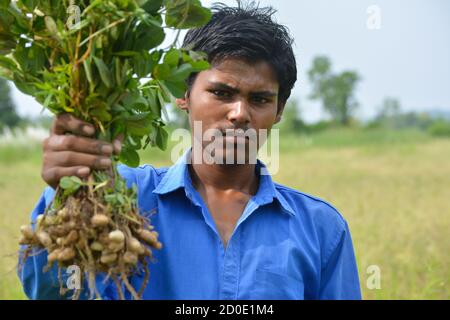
[274,183,349,261]
[275,183,346,228]
[117,163,168,190]
[117,163,171,212]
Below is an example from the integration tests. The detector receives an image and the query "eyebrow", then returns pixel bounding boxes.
[207,81,277,97]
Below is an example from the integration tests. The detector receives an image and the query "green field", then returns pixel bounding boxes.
[1,128,449,299]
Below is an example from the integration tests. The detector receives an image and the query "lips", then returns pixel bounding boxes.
[222,132,248,141]
[224,135,247,141]
[220,129,248,138]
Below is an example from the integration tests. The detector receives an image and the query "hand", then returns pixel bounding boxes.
[41,113,122,190]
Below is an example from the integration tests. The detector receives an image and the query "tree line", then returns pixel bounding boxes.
[2,56,450,137]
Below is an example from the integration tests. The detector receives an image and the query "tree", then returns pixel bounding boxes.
[0,78,20,131]
[379,97,401,118]
[374,97,402,128]
[308,56,360,125]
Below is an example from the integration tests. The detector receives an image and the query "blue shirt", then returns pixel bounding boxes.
[19,148,361,300]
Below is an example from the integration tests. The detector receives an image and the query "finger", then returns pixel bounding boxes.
[52,113,95,137]
[51,151,112,169]
[42,166,91,189]
[45,134,113,156]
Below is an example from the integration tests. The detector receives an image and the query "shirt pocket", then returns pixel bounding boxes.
[249,268,304,300]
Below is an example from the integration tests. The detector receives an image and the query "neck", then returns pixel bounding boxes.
[188,150,259,196]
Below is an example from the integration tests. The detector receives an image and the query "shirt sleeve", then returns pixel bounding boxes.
[319,220,362,300]
[18,166,138,300]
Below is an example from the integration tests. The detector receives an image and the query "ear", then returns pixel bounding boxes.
[274,102,286,124]
[175,92,189,113]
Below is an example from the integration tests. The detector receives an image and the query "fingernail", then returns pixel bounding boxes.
[83,125,95,135]
[113,140,122,154]
[100,158,112,167]
[101,144,113,155]
[78,167,90,176]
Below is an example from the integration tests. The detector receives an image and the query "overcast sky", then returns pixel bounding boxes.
[9,0,450,122]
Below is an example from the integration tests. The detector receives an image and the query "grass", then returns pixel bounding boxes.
[0,128,448,299]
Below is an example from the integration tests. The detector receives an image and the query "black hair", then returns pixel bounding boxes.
[182,1,297,107]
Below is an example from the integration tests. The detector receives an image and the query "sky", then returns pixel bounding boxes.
[8,0,450,123]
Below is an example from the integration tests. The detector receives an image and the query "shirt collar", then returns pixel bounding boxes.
[153,147,295,217]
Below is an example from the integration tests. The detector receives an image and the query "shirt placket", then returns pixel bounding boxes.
[219,228,241,299]
[219,199,262,299]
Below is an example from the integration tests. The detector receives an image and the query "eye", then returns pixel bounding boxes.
[251,96,269,104]
[210,90,231,99]
[212,90,230,97]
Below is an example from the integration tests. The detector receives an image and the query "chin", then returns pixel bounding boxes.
[209,145,258,165]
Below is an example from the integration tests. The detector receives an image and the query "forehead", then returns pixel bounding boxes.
[196,58,279,92]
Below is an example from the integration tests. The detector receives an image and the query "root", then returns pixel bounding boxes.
[138,259,150,297]
[17,168,162,300]
[120,272,140,300]
[113,275,125,300]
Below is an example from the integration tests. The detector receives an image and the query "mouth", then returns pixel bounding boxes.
[220,130,250,144]
[223,135,248,144]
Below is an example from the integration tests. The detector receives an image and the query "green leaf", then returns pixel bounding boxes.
[113,57,123,86]
[60,176,83,195]
[44,16,59,35]
[117,193,125,205]
[170,63,193,82]
[153,63,171,80]
[158,80,173,102]
[93,56,113,88]
[13,40,46,76]
[162,80,187,98]
[83,59,93,85]
[165,0,212,29]
[0,34,17,55]
[133,22,165,51]
[146,88,161,117]
[190,60,210,72]
[7,4,29,32]
[16,0,37,11]
[119,146,140,167]
[42,93,54,108]
[122,92,148,111]
[156,125,168,150]
[105,194,117,204]
[163,49,181,67]
[142,0,163,14]
[112,51,138,57]
[133,52,154,78]
[0,66,13,80]
[13,73,37,96]
[60,176,82,189]
[90,105,112,121]
[128,134,142,149]
[0,2,11,10]
[125,113,154,136]
[0,56,19,73]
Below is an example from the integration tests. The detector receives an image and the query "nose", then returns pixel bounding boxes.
[227,99,251,126]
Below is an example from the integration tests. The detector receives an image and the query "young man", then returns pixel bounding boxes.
[19,3,361,299]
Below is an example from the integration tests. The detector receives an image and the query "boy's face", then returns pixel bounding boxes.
[176,58,284,163]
